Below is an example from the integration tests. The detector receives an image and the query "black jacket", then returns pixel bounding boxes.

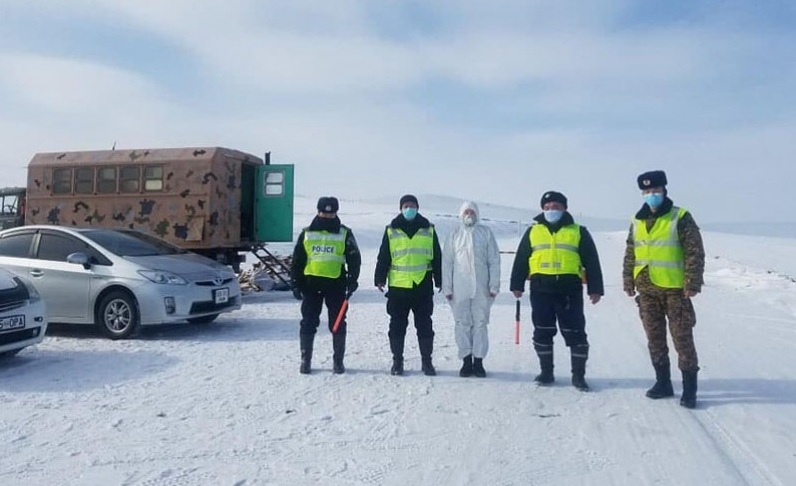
[374,213,442,295]
[291,216,361,292]
[509,212,604,296]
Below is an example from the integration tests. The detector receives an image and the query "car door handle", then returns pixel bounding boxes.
[29,270,44,277]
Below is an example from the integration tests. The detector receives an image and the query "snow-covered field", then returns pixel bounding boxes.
[2,196,796,485]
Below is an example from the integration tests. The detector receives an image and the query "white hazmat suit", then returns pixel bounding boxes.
[442,202,501,359]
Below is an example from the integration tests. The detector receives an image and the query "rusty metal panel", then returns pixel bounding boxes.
[25,147,263,250]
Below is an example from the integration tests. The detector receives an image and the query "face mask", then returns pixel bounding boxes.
[463,214,476,226]
[402,207,418,220]
[543,209,563,224]
[643,193,664,208]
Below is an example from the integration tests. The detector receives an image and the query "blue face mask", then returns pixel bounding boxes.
[543,209,563,224]
[643,193,664,209]
[402,207,418,220]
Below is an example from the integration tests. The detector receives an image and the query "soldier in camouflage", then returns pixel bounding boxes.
[623,170,705,409]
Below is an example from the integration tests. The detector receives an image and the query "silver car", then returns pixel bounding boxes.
[0,268,47,357]
[0,226,241,339]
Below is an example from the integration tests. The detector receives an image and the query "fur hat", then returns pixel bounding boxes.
[316,196,339,213]
[399,194,419,208]
[637,170,667,190]
[540,191,567,209]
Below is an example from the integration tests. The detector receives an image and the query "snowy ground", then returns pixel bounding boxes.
[2,197,796,485]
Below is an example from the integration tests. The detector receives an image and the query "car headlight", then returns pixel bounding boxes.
[18,277,41,301]
[137,270,188,285]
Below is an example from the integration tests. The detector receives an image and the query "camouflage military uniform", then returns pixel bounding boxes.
[623,203,705,372]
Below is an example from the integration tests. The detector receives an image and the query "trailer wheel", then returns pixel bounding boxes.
[96,291,140,339]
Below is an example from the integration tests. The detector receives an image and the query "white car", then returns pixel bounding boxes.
[0,267,47,357]
[0,226,242,339]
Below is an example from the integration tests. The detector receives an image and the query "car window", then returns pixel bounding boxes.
[35,233,113,266]
[81,229,186,257]
[0,232,35,257]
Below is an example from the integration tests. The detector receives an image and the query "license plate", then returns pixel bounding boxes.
[0,315,25,332]
[213,288,229,304]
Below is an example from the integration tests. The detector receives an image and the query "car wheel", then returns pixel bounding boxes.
[96,291,139,339]
[187,314,219,324]
[0,348,22,359]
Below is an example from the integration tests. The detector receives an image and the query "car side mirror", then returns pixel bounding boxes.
[67,252,91,269]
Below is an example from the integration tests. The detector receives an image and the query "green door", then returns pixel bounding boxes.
[255,164,294,242]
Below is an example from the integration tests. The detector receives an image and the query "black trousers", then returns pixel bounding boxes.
[530,291,588,348]
[386,289,435,340]
[300,286,347,336]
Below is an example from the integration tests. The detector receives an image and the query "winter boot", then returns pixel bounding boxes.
[459,355,473,377]
[390,334,405,376]
[419,336,436,376]
[680,370,698,409]
[570,344,589,391]
[472,358,486,378]
[299,334,314,375]
[533,345,555,385]
[645,360,675,399]
[332,333,346,374]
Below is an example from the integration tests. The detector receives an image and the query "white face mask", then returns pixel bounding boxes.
[463,214,476,226]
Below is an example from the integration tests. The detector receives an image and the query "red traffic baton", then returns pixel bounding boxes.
[514,299,521,345]
[332,292,352,334]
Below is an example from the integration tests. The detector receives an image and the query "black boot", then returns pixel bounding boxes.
[472,358,486,378]
[570,344,589,391]
[299,334,314,375]
[459,355,473,377]
[680,370,698,409]
[390,334,405,376]
[533,345,555,385]
[646,359,675,399]
[419,336,436,376]
[332,333,346,374]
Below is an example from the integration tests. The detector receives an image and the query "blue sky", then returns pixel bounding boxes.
[1,0,794,224]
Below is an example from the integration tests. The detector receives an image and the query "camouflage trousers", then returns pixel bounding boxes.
[636,288,699,372]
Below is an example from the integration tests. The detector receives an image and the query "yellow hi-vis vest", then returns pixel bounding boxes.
[529,223,582,276]
[303,228,347,278]
[632,206,686,288]
[387,226,434,288]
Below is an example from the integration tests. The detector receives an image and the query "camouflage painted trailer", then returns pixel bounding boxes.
[24,147,294,271]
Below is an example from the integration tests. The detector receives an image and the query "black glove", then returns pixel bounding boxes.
[292,288,303,301]
[347,279,359,295]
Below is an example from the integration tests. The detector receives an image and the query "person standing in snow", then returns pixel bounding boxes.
[623,170,705,409]
[442,201,501,378]
[510,191,604,391]
[375,194,443,376]
[291,196,361,375]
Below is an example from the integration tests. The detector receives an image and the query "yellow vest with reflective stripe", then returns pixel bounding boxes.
[529,223,582,276]
[632,207,686,288]
[387,226,434,288]
[303,228,347,278]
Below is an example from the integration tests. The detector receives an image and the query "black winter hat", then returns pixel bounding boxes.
[540,191,567,209]
[317,196,339,213]
[399,194,419,208]
[637,170,667,190]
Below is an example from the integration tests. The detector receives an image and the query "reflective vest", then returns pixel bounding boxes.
[632,207,686,288]
[529,223,582,276]
[303,228,347,278]
[387,226,434,288]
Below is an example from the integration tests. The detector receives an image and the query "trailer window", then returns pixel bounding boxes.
[120,166,140,193]
[53,169,73,194]
[97,167,117,194]
[143,166,163,192]
[75,168,94,194]
[263,171,284,196]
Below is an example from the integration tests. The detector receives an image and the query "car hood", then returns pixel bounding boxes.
[125,253,234,277]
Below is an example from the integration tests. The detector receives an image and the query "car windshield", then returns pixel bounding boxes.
[81,229,188,257]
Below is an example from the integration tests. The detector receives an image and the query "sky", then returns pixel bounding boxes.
[1,0,795,224]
